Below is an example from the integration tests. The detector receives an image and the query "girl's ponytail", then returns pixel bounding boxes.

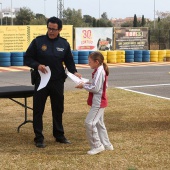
[103,62,109,76]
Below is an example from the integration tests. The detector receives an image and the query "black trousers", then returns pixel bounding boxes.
[33,79,65,143]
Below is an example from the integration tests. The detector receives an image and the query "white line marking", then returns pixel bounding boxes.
[117,83,170,89]
[116,88,170,100]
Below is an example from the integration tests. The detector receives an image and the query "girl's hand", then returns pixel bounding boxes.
[75,83,84,89]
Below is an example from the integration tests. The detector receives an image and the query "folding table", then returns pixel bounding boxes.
[0,86,34,132]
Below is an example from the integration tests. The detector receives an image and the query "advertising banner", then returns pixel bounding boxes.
[0,26,28,52]
[61,25,73,49]
[29,25,47,42]
[29,25,73,49]
[0,25,73,52]
[115,27,148,50]
[75,27,113,51]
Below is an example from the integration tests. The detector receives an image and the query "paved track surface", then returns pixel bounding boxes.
[1,62,170,100]
[1,62,170,72]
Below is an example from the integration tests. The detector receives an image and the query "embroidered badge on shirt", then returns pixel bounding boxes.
[56,47,64,51]
[41,44,47,51]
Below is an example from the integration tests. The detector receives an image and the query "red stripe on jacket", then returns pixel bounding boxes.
[87,69,108,108]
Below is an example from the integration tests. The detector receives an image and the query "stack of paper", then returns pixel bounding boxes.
[37,66,51,91]
[67,72,89,85]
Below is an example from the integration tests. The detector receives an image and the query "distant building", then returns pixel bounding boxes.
[0,7,19,19]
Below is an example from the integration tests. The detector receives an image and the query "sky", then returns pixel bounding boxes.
[0,0,170,20]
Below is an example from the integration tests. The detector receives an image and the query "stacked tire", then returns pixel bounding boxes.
[165,50,170,61]
[150,50,158,62]
[125,50,134,63]
[11,52,24,66]
[142,50,150,62]
[0,52,11,67]
[158,50,166,62]
[72,50,78,64]
[107,51,117,63]
[116,50,125,63]
[134,50,142,62]
[78,51,89,64]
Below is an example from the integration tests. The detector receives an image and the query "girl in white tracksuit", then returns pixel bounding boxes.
[76,51,113,155]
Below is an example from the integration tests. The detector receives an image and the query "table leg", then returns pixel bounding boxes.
[9,97,33,132]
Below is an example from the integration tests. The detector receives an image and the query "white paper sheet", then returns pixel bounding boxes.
[67,72,89,85]
[37,66,51,91]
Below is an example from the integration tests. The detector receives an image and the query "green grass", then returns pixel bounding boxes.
[0,88,170,170]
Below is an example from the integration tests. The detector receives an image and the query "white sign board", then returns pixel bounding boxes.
[75,27,113,51]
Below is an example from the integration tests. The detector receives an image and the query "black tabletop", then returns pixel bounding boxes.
[0,86,34,98]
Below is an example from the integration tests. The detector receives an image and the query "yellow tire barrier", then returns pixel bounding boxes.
[99,51,107,56]
[150,50,158,55]
[150,54,158,58]
[117,58,125,63]
[166,54,170,57]
[150,57,158,62]
[116,54,125,59]
[115,50,125,55]
[158,58,164,62]
[116,50,125,63]
[99,51,107,62]
[107,51,117,55]
[166,50,170,57]
[166,50,170,53]
[158,50,166,62]
[107,55,116,60]
[107,58,116,63]
[158,54,166,58]
[158,50,166,55]
[107,56,116,63]
[107,51,116,63]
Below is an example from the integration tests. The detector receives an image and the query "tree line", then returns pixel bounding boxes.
[1,7,170,49]
[1,7,113,27]
[1,6,170,30]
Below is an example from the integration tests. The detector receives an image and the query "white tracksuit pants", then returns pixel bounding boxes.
[85,107,112,149]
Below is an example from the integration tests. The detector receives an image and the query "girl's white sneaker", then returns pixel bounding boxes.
[87,145,105,155]
[105,144,114,151]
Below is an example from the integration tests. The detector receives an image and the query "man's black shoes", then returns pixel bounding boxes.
[34,138,71,147]
[56,138,71,144]
[35,142,46,148]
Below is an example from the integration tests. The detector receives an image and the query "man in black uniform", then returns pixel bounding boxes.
[24,17,81,148]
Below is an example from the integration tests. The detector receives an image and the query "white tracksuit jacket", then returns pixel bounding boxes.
[83,65,112,149]
[83,65,108,108]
